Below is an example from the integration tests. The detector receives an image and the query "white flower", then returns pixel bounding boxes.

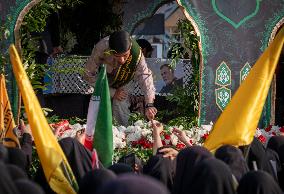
[113,137,126,149]
[134,120,144,127]
[70,123,83,132]
[170,134,178,146]
[117,126,127,132]
[271,126,280,135]
[146,136,153,143]
[201,124,213,132]
[125,126,136,133]
[255,128,262,137]
[141,128,152,137]
[126,131,141,143]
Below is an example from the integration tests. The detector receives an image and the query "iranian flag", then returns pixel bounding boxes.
[85,65,113,167]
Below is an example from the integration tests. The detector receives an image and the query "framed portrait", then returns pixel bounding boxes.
[132,58,192,95]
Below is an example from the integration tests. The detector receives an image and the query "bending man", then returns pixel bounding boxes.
[84,30,157,126]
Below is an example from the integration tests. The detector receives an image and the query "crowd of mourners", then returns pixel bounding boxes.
[1,120,284,194]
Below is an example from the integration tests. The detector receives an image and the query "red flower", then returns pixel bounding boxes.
[272,132,276,136]
[189,139,193,145]
[131,141,139,146]
[143,141,152,149]
[202,133,209,140]
[257,135,266,144]
[265,125,272,132]
[133,137,153,149]
[279,127,284,133]
[164,134,171,140]
[162,140,166,145]
[176,143,186,150]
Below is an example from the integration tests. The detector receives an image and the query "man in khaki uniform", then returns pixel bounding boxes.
[84,31,157,126]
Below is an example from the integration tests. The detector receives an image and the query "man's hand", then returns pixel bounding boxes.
[113,88,128,101]
[145,107,157,121]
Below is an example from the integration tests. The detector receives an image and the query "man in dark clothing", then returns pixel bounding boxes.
[159,64,183,94]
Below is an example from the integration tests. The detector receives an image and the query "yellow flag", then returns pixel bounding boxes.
[204,27,284,151]
[0,74,20,147]
[9,45,78,194]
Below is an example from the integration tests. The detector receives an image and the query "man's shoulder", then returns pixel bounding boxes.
[95,36,110,51]
[159,85,170,93]
[175,77,183,86]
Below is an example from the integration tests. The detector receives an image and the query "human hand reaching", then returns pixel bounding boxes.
[173,128,192,147]
[20,119,30,135]
[158,147,178,160]
[151,120,163,155]
[20,119,34,140]
[113,88,128,101]
[151,120,163,135]
[145,107,157,121]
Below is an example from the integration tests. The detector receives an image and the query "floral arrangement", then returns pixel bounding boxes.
[113,120,213,149]
[112,120,212,162]
[29,119,284,162]
[255,125,284,145]
[44,119,212,162]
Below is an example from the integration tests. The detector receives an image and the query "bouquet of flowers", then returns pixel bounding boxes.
[255,125,284,145]
[45,118,284,162]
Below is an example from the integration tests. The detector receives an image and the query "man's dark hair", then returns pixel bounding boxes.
[160,64,174,73]
[109,30,131,54]
[136,39,153,53]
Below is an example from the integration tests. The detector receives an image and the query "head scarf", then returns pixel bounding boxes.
[78,169,116,194]
[247,137,266,170]
[173,146,213,194]
[0,144,8,162]
[59,137,93,182]
[97,174,169,194]
[264,148,282,181]
[277,144,284,190]
[118,153,143,173]
[278,144,284,164]
[237,170,282,194]
[33,165,56,194]
[0,162,19,194]
[108,163,133,175]
[7,164,28,181]
[143,154,176,191]
[247,137,281,181]
[14,179,45,194]
[7,147,28,172]
[215,145,249,182]
[188,158,236,194]
[267,136,284,154]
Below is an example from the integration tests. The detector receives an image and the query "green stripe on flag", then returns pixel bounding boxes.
[93,65,113,167]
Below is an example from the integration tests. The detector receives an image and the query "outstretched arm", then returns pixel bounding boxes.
[152,120,163,155]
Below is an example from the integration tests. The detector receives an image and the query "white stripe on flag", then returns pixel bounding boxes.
[86,95,100,137]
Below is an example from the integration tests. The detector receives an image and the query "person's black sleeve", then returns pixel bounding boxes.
[21,133,33,166]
